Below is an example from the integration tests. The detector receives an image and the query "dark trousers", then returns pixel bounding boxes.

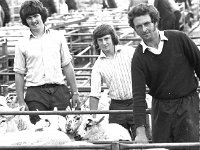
[25,84,72,124]
[109,99,135,140]
[152,91,199,150]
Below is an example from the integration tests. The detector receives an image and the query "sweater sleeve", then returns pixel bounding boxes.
[131,52,147,128]
[181,32,200,78]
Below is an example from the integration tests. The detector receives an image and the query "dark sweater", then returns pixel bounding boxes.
[131,30,200,128]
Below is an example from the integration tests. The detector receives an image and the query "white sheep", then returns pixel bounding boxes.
[0,106,74,146]
[67,114,132,141]
[0,129,72,146]
[35,107,68,133]
[0,105,35,134]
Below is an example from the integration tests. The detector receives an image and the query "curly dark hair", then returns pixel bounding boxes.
[128,3,160,29]
[92,23,119,50]
[19,0,48,27]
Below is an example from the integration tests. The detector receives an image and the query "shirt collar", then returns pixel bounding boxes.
[140,30,168,53]
[99,45,121,58]
[28,26,49,39]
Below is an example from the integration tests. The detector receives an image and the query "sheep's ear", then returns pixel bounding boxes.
[94,116,105,125]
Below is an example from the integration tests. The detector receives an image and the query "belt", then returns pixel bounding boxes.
[38,84,60,88]
[111,98,133,104]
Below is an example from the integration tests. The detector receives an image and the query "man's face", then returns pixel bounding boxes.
[133,14,157,42]
[97,34,114,53]
[26,13,43,30]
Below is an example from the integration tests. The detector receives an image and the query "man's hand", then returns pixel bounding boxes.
[17,98,29,111]
[134,126,149,143]
[71,94,80,110]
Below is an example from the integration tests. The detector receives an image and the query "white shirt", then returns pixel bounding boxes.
[14,28,72,87]
[141,30,168,55]
[90,45,135,100]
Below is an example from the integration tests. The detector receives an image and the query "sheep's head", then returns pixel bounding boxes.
[66,114,82,135]
[35,107,67,133]
[65,114,96,141]
[74,115,105,141]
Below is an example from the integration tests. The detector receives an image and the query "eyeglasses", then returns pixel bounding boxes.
[135,21,153,30]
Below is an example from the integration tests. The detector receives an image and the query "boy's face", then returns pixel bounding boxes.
[26,13,44,30]
[97,34,114,53]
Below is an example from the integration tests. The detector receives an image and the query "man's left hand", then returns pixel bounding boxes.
[71,94,80,110]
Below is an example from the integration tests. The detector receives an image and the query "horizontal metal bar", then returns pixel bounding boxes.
[75,73,91,76]
[74,55,99,58]
[74,68,92,71]
[0,144,111,149]
[120,142,200,149]
[0,142,199,149]
[0,109,151,115]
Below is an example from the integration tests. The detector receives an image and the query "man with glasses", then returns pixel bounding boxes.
[128,3,200,148]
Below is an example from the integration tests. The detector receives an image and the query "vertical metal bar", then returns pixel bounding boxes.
[111,142,120,150]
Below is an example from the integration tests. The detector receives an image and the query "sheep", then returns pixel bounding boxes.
[0,106,74,147]
[35,107,68,133]
[67,114,132,141]
[0,129,72,146]
[0,105,35,134]
[65,90,111,136]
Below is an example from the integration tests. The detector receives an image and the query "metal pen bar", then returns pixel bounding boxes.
[0,144,111,149]
[120,142,200,149]
[0,109,151,115]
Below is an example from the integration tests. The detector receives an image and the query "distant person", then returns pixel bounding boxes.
[102,0,117,9]
[39,0,57,16]
[175,0,191,9]
[0,0,10,26]
[106,0,117,8]
[59,0,68,14]
[169,0,181,30]
[65,0,77,11]
[154,0,181,30]
[102,0,108,9]
[128,0,148,11]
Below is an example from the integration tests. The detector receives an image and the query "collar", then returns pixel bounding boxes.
[140,30,168,53]
[99,45,122,58]
[29,26,49,39]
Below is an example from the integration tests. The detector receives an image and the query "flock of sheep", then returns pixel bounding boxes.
[0,93,168,150]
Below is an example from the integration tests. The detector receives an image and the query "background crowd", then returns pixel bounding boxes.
[0,0,196,31]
